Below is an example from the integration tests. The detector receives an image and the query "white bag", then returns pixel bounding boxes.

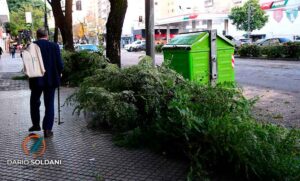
[22,43,46,78]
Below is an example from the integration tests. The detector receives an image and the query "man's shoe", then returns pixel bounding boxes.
[29,126,41,132]
[44,130,53,138]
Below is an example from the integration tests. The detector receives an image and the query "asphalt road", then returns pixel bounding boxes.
[235,59,300,93]
[120,50,300,93]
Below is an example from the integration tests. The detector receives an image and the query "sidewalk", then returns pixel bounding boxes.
[0,54,188,180]
[0,53,23,73]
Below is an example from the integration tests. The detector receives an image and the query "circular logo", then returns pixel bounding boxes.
[22,133,46,158]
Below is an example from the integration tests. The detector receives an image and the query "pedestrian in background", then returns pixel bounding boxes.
[28,28,64,138]
[0,46,3,60]
[11,46,16,58]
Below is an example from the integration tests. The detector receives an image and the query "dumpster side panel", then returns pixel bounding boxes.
[217,49,235,83]
[189,33,210,84]
[163,50,191,79]
[216,37,235,83]
[190,51,210,84]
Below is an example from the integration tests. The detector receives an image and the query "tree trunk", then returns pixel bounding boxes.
[106,0,128,67]
[54,27,58,43]
[64,0,74,50]
[48,0,74,51]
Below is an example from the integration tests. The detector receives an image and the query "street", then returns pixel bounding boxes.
[0,51,299,180]
[121,50,300,93]
[0,53,188,180]
[235,59,300,93]
[1,51,300,128]
[2,50,299,95]
[120,50,300,127]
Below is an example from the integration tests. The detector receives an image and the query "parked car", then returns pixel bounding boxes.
[75,44,99,52]
[225,35,241,47]
[124,40,146,52]
[239,38,251,45]
[255,38,291,46]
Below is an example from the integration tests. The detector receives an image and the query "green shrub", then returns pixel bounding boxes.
[68,56,300,180]
[155,44,164,53]
[239,43,300,59]
[261,45,286,58]
[285,42,300,59]
[61,50,108,86]
[238,45,261,57]
[12,75,28,80]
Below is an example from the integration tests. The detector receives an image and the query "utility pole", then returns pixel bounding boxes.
[247,4,251,39]
[145,0,155,65]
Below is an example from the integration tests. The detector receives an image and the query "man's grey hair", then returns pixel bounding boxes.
[36,28,48,39]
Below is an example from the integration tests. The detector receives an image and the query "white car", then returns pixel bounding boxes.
[124,40,145,52]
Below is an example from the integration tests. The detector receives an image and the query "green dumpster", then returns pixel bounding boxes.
[163,31,235,84]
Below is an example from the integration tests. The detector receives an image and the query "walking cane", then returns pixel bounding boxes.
[57,86,63,125]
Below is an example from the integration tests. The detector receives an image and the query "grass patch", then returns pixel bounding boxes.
[11,75,28,80]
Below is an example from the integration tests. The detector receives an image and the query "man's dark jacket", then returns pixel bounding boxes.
[29,39,63,89]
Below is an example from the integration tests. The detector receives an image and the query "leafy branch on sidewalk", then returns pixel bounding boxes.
[65,52,300,180]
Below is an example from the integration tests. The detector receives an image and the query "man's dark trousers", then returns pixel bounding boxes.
[30,87,56,130]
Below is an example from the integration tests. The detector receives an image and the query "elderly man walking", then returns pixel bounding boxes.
[28,28,63,138]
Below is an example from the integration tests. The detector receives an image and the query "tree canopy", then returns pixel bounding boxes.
[7,0,44,12]
[6,1,45,37]
[228,0,268,32]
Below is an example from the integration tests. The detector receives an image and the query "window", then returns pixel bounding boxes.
[262,40,271,46]
[76,0,82,11]
[204,0,213,7]
[271,39,280,44]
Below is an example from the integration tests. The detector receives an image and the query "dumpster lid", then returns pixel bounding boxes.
[167,32,206,45]
[166,31,235,47]
[162,44,191,50]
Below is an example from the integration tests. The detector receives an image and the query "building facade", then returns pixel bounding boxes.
[0,0,10,52]
[251,0,300,40]
[156,0,300,40]
[96,0,300,44]
[58,0,99,44]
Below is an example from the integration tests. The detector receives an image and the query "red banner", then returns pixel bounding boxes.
[261,2,273,10]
